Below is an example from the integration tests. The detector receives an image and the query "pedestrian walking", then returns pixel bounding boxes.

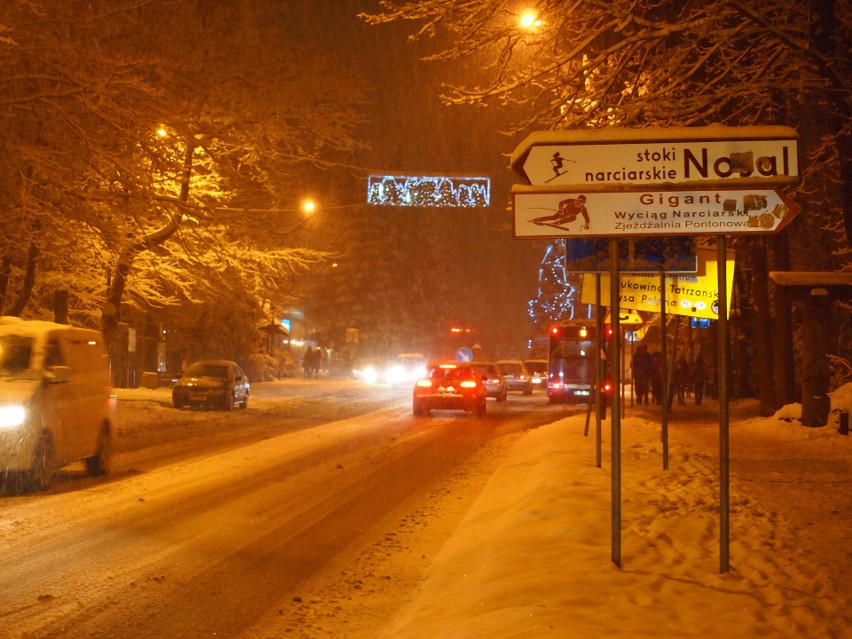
[674,356,690,406]
[631,344,652,405]
[303,347,315,379]
[691,355,709,405]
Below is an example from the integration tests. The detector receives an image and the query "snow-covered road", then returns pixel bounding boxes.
[0,380,561,638]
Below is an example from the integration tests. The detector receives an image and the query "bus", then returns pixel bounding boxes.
[546,319,611,404]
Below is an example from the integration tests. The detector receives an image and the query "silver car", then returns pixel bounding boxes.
[469,362,508,402]
[497,360,533,395]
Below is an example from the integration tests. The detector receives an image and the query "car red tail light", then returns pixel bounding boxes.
[416,379,433,388]
[459,380,477,389]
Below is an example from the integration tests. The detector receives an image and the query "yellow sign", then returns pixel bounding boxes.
[604,309,644,325]
[580,248,735,320]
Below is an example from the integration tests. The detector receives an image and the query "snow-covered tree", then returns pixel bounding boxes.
[0,1,369,377]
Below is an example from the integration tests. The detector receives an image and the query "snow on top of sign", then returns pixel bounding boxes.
[510,124,799,165]
[769,271,852,287]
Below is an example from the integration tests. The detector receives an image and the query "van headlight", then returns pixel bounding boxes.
[0,405,27,429]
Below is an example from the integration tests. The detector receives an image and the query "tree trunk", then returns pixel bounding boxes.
[771,233,795,408]
[100,141,195,381]
[53,290,69,324]
[749,239,775,416]
[800,293,832,426]
[0,255,10,314]
[7,242,38,317]
[810,0,852,246]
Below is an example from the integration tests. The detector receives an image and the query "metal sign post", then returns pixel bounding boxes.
[596,274,603,469]
[660,267,669,471]
[718,236,731,573]
[609,238,622,568]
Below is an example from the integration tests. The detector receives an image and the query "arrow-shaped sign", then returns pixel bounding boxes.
[510,125,799,187]
[513,187,800,239]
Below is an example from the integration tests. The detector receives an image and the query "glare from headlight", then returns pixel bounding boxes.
[361,367,378,385]
[384,365,405,386]
[0,405,27,429]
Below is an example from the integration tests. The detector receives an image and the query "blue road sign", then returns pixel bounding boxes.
[564,237,697,273]
[456,347,474,363]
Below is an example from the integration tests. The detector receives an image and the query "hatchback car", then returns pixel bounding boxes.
[412,362,486,417]
[172,360,250,410]
[469,362,508,402]
[497,360,533,395]
[524,359,548,391]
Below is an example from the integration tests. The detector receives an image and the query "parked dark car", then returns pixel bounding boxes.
[412,362,487,417]
[172,360,250,410]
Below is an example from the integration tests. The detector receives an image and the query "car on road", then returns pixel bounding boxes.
[351,357,386,385]
[469,362,508,402]
[172,360,250,410]
[524,358,548,391]
[497,359,533,395]
[412,362,487,417]
[384,352,428,387]
[0,317,114,491]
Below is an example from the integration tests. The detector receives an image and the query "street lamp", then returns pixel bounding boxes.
[301,198,317,214]
[519,9,541,30]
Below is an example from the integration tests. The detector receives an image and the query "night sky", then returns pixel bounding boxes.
[281,1,545,357]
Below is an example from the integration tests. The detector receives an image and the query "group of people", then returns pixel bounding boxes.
[302,347,323,379]
[631,344,710,407]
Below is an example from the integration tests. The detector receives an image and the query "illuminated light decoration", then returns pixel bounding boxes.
[529,240,578,324]
[367,175,490,208]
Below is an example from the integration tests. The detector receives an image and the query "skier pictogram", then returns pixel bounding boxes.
[545,151,575,183]
[529,195,590,232]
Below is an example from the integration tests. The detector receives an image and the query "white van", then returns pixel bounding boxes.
[0,317,114,491]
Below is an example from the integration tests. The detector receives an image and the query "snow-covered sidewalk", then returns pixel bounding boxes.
[380,392,852,639]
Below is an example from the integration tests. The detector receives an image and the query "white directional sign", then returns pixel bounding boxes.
[513,187,800,239]
[511,125,799,187]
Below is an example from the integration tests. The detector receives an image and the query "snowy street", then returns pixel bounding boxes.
[0,380,560,637]
[1,381,850,638]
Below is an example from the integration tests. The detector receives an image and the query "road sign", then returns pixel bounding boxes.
[514,187,800,239]
[580,248,736,320]
[456,347,473,363]
[565,237,697,273]
[604,309,644,325]
[511,125,799,187]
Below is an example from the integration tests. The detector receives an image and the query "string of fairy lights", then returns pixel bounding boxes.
[528,240,578,323]
[367,175,490,208]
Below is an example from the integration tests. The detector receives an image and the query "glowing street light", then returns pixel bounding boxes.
[301,198,317,214]
[519,9,541,30]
